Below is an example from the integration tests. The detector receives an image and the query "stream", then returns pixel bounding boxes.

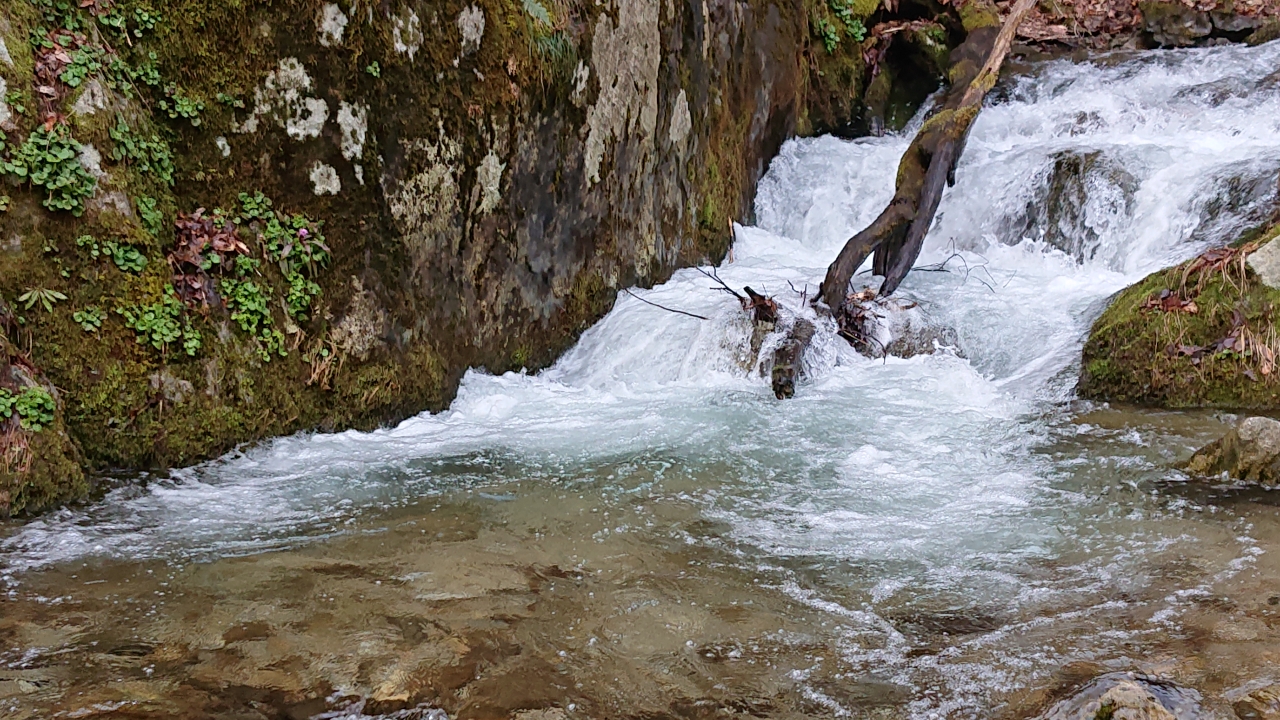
[4,41,1280,720]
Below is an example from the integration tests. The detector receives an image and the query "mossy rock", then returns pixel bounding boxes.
[1247,18,1280,45]
[1139,1,1211,45]
[1080,222,1280,409]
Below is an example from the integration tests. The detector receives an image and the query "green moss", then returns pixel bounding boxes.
[908,23,951,77]
[847,0,881,16]
[1247,18,1280,45]
[695,97,756,261]
[1080,222,1280,409]
[0,420,88,517]
[956,0,1001,31]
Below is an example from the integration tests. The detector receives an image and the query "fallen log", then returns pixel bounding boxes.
[819,0,1038,310]
[771,319,816,399]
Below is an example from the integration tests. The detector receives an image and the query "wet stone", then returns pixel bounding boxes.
[1036,673,1201,720]
[1231,683,1280,719]
[1247,241,1280,290]
[1186,416,1280,486]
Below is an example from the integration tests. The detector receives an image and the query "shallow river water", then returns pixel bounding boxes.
[5,42,1280,720]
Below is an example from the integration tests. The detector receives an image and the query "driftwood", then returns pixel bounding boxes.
[819,0,1039,310]
[743,287,779,324]
[771,319,815,399]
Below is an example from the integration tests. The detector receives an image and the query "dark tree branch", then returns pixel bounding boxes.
[819,0,1038,310]
[622,289,709,321]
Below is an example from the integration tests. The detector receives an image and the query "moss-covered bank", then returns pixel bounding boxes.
[0,0,981,515]
[1080,221,1280,408]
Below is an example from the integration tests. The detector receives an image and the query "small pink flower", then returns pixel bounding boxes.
[298,228,310,238]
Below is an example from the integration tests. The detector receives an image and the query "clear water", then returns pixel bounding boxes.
[4,42,1280,719]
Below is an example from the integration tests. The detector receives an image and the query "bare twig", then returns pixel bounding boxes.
[787,280,809,305]
[623,288,708,321]
[697,266,746,302]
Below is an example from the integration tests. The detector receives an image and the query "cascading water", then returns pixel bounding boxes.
[4,42,1280,719]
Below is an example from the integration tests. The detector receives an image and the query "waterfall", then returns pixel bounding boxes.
[5,41,1280,718]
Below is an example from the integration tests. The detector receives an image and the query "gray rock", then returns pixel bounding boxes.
[1247,241,1280,290]
[1186,416,1280,486]
[70,78,110,116]
[1012,150,1138,266]
[1140,2,1212,46]
[1211,9,1262,33]
[149,371,195,404]
[1227,681,1280,719]
[1036,673,1201,720]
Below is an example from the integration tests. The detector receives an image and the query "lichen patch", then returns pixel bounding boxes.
[290,97,330,140]
[310,162,342,195]
[393,7,423,60]
[331,278,388,360]
[475,150,505,215]
[70,78,109,116]
[583,0,661,187]
[571,61,590,107]
[337,101,368,161]
[216,136,231,157]
[238,58,330,140]
[458,5,485,55]
[669,89,692,147]
[0,36,11,66]
[318,3,349,47]
[78,144,105,179]
[0,78,9,129]
[387,126,464,281]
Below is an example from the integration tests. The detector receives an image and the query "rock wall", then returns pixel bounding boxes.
[0,0,907,514]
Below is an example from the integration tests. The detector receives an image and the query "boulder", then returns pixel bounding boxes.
[0,0,899,514]
[1186,416,1280,485]
[1248,239,1280,289]
[1140,1,1212,46]
[1079,224,1280,410]
[1036,673,1200,720]
[1211,9,1263,34]
[1228,682,1280,719]
[850,297,964,360]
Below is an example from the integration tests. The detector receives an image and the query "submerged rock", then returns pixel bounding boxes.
[1186,416,1280,485]
[1009,150,1138,267]
[1036,673,1200,720]
[847,296,964,360]
[1228,681,1280,719]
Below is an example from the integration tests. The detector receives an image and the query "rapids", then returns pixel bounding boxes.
[5,41,1280,719]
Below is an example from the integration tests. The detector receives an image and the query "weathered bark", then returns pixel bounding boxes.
[820,0,1039,309]
[771,319,816,399]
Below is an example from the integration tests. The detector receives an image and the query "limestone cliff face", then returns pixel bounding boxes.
[0,0,888,513]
